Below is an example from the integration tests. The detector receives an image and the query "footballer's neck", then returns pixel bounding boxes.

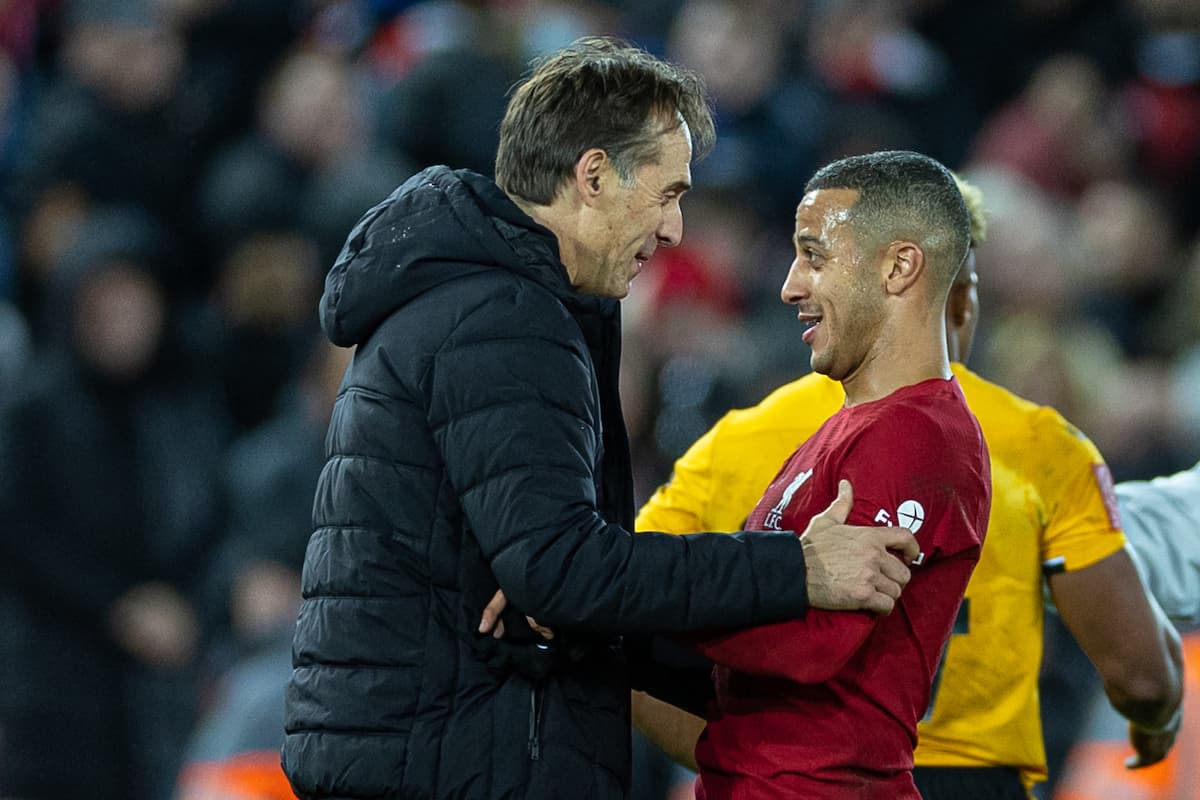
[841,329,951,407]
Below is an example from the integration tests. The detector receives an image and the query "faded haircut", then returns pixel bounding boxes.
[495,36,715,205]
[806,151,972,290]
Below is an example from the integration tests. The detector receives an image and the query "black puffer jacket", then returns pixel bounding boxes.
[283,167,812,799]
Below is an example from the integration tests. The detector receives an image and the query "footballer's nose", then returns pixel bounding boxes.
[780,258,811,305]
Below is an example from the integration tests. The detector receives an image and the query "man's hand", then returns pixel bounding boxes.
[800,479,918,615]
[478,589,508,638]
[1126,708,1182,769]
[479,589,554,640]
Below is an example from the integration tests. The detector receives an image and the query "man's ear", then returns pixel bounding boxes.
[882,241,924,296]
[946,278,974,329]
[574,148,609,206]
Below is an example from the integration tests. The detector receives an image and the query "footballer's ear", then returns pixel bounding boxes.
[574,148,609,206]
[882,241,924,296]
[947,276,975,329]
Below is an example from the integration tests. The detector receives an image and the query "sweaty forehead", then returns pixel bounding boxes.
[794,188,859,236]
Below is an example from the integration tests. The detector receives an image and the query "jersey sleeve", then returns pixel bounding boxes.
[1034,410,1126,573]
[635,417,721,535]
[837,404,988,563]
[637,374,849,536]
[692,609,877,683]
[688,481,884,683]
[695,399,987,681]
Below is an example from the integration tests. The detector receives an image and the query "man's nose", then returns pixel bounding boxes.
[780,259,809,305]
[656,201,683,247]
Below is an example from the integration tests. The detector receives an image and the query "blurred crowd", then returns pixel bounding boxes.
[0,0,1198,798]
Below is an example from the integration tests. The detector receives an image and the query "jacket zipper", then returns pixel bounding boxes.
[528,683,544,760]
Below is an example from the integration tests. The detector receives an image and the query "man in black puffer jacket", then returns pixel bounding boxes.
[283,37,919,800]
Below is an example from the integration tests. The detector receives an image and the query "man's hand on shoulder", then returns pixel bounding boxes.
[800,479,919,615]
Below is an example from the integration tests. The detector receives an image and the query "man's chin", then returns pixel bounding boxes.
[809,353,835,378]
[598,282,631,300]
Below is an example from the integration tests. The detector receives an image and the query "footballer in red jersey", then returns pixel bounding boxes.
[693,376,990,800]
[689,151,990,799]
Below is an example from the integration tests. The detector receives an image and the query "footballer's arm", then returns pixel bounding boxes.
[1049,547,1184,768]
[631,690,704,772]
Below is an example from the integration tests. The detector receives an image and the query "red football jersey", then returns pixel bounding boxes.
[693,377,991,800]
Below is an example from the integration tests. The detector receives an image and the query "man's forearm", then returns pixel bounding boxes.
[1051,551,1184,732]
[1103,604,1184,730]
[631,690,704,772]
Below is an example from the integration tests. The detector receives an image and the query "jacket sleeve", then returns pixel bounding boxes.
[427,292,810,634]
[1117,461,1200,624]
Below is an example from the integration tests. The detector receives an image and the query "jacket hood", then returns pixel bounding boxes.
[319,166,573,347]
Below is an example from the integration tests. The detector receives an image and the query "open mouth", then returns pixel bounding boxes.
[798,314,823,343]
[632,251,653,279]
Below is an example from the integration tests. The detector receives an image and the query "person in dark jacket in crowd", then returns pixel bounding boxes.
[0,205,229,800]
[282,37,919,800]
[176,341,352,800]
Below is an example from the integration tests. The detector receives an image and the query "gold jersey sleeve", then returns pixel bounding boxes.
[634,372,846,535]
[634,364,1127,793]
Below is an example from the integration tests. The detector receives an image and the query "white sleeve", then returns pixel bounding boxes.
[1116,461,1200,625]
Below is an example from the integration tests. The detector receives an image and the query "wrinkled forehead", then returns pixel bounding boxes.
[651,115,693,165]
[640,118,694,191]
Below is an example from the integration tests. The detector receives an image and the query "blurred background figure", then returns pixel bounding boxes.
[0,1,1197,799]
[175,338,351,800]
[0,206,228,800]
[201,230,325,432]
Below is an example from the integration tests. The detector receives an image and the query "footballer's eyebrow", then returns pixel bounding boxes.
[663,178,691,195]
[793,233,825,249]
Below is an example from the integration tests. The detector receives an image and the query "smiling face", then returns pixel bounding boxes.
[570,121,693,299]
[780,188,887,381]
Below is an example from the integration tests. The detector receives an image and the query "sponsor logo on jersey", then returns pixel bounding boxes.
[897,500,925,533]
[1092,463,1122,531]
[876,499,927,565]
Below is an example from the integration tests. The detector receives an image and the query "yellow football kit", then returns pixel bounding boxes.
[636,363,1126,792]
